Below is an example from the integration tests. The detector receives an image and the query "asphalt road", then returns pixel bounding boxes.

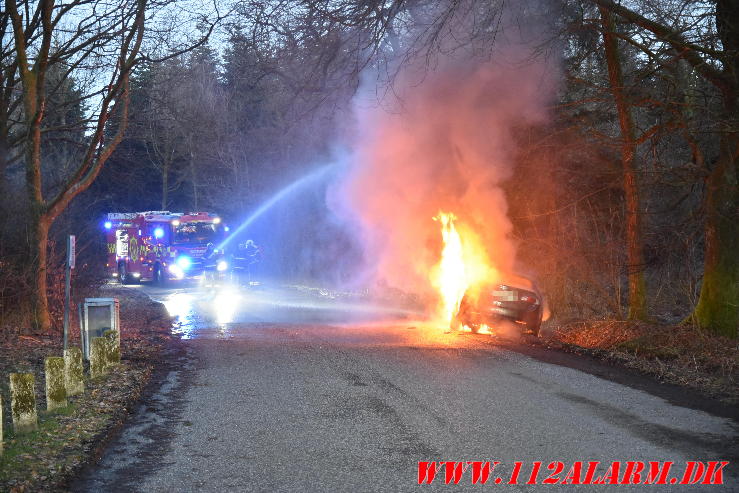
[73,282,738,492]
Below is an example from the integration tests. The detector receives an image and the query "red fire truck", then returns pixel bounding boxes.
[104,211,230,284]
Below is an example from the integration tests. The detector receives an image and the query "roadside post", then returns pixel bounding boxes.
[9,373,38,433]
[64,234,75,351]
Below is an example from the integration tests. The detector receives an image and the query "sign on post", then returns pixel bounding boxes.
[64,235,75,350]
[68,235,76,270]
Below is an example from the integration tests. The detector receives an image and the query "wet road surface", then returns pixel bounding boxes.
[73,283,738,492]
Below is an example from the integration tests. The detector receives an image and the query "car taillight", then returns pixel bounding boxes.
[520,295,537,304]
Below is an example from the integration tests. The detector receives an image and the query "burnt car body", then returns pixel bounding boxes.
[451,279,544,336]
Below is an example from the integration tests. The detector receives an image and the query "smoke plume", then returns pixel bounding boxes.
[330,13,557,313]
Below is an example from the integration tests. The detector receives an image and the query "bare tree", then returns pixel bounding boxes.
[589,0,738,336]
[132,59,191,210]
[598,6,648,320]
[3,0,221,330]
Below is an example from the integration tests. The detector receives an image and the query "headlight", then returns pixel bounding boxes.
[217,260,228,272]
[177,256,192,270]
[168,264,185,279]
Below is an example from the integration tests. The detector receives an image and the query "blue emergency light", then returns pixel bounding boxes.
[104,221,112,229]
[154,227,164,239]
[177,255,192,270]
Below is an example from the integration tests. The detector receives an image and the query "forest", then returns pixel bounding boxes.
[0,0,736,339]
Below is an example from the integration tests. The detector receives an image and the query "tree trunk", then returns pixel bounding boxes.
[162,164,169,210]
[0,134,7,199]
[693,132,739,337]
[599,7,648,320]
[190,150,198,210]
[29,213,52,331]
[24,68,52,331]
[0,101,10,199]
[693,0,739,337]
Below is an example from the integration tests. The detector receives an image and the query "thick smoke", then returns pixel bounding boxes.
[330,27,557,312]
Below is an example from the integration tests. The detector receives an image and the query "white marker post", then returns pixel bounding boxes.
[64,235,75,351]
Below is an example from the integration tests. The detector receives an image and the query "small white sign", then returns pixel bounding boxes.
[68,235,76,269]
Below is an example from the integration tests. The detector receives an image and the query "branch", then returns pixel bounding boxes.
[5,0,31,80]
[33,0,54,110]
[46,0,147,220]
[140,0,227,64]
[588,0,730,94]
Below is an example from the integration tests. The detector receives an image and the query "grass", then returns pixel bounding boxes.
[548,320,739,403]
[0,365,132,492]
[616,336,682,360]
[0,404,76,480]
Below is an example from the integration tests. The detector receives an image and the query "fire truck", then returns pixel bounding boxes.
[104,211,230,284]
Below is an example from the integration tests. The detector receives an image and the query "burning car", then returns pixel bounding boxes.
[451,277,544,336]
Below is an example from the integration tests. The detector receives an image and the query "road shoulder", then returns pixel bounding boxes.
[490,333,739,422]
[0,286,178,492]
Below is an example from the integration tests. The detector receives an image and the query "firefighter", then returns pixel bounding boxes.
[233,239,261,285]
[202,242,217,280]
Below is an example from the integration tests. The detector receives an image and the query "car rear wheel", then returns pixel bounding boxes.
[523,309,543,337]
[451,313,480,333]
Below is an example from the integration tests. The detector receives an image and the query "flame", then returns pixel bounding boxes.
[430,211,499,329]
[462,324,493,334]
[477,324,493,334]
[431,212,467,324]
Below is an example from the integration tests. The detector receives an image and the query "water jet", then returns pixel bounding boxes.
[218,164,334,251]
